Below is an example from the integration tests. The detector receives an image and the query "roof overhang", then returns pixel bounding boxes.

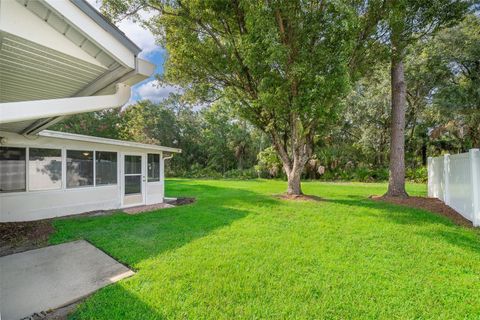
[0,0,156,134]
[38,130,182,154]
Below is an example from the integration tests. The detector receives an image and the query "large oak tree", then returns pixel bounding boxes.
[101,0,371,195]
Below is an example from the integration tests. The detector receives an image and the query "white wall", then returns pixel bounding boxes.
[0,131,166,222]
[428,149,480,226]
[1,186,120,221]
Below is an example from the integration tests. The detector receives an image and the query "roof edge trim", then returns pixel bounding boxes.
[70,0,142,55]
[38,130,182,153]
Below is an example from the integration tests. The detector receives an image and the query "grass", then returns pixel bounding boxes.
[50,179,480,319]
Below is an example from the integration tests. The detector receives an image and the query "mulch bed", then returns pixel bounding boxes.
[275,194,323,202]
[371,195,473,228]
[0,220,54,257]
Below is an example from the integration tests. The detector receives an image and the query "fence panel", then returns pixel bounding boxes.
[428,157,444,201]
[428,149,480,226]
[448,153,473,221]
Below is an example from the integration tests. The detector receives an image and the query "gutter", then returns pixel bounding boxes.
[0,84,130,125]
[38,130,182,153]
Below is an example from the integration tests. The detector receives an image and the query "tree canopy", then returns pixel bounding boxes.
[55,3,479,191]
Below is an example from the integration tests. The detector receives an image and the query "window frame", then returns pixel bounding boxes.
[147,153,161,182]
[95,151,118,186]
[28,147,63,191]
[0,146,27,193]
[66,149,95,189]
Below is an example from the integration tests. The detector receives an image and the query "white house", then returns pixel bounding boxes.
[0,0,181,222]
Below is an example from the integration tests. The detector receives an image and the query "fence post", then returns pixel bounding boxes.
[444,154,450,205]
[427,157,433,197]
[470,149,480,227]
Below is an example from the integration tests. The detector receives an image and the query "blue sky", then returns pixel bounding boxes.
[87,0,180,105]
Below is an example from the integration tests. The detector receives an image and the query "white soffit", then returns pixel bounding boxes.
[41,0,138,69]
[1,0,105,67]
[0,32,108,103]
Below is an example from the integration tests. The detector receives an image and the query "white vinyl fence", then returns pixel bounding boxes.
[428,149,480,226]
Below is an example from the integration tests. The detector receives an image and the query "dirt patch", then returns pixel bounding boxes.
[371,195,473,228]
[0,220,54,257]
[55,209,118,220]
[20,300,81,320]
[275,194,323,202]
[166,197,196,206]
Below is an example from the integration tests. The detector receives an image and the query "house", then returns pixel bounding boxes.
[0,0,181,222]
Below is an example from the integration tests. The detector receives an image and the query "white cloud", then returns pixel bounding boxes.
[135,80,182,102]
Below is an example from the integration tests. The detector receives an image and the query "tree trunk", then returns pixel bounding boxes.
[386,54,408,198]
[285,163,303,195]
[268,119,311,196]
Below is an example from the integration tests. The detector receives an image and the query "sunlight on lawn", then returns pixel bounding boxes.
[52,180,480,319]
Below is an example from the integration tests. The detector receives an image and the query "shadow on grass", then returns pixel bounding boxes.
[70,283,163,320]
[51,181,279,268]
[325,197,480,254]
[325,198,455,227]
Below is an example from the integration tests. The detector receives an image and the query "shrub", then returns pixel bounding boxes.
[223,168,257,179]
[406,166,428,183]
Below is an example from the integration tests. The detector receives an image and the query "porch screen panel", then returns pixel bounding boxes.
[29,148,62,191]
[125,155,141,174]
[67,150,93,188]
[125,176,141,194]
[148,154,160,182]
[124,155,142,195]
[96,151,117,185]
[0,147,26,193]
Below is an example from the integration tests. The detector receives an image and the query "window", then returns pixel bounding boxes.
[125,176,142,194]
[148,154,160,182]
[29,148,62,191]
[0,147,26,193]
[125,155,142,175]
[95,152,117,185]
[66,150,93,188]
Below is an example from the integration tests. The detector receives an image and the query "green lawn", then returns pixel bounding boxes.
[51,180,480,319]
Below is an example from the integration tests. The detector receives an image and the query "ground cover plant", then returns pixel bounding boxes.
[51,180,480,319]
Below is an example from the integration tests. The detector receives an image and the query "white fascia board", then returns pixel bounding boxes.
[0,0,103,67]
[38,130,182,153]
[43,0,136,69]
[117,58,156,86]
[77,58,155,96]
[0,84,130,124]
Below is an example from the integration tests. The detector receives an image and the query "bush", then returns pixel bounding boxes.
[406,166,427,183]
[318,167,389,182]
[223,168,258,179]
[183,164,223,179]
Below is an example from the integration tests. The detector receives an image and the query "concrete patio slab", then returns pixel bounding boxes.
[0,240,134,320]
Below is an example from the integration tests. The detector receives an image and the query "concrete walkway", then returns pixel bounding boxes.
[0,240,134,320]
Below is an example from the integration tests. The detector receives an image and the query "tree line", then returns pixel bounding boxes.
[56,0,479,197]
